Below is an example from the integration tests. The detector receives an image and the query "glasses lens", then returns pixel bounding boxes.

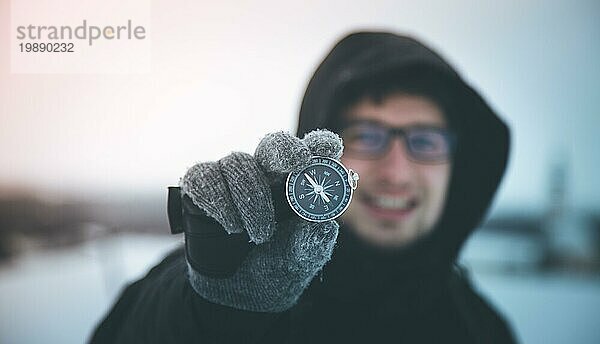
[342,123,388,158]
[406,128,452,162]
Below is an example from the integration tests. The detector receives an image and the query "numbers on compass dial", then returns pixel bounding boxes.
[286,156,352,222]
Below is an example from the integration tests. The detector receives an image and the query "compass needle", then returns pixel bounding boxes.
[304,173,319,188]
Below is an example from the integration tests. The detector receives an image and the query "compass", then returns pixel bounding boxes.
[285,156,359,222]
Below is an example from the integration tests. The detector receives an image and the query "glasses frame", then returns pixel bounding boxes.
[339,120,456,164]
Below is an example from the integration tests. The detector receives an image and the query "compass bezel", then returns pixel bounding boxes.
[285,156,354,223]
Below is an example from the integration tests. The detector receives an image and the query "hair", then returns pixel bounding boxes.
[326,66,459,133]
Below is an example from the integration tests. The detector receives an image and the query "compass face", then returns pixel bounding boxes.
[286,156,353,222]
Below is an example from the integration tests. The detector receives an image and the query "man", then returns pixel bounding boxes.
[90,31,515,343]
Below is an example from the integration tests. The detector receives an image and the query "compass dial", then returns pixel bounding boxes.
[286,156,355,222]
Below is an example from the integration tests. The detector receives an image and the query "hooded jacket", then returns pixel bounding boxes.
[90,31,515,344]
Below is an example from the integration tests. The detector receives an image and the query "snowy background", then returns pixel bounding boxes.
[1,0,599,343]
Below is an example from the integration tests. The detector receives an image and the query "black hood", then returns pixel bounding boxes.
[296,31,510,300]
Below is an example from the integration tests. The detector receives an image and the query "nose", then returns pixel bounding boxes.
[376,137,415,186]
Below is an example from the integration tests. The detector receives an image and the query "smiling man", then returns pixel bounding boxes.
[294,32,516,343]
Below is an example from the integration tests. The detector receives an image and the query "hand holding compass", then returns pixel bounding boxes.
[173,129,356,312]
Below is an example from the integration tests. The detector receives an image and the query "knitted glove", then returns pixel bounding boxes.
[179,129,343,312]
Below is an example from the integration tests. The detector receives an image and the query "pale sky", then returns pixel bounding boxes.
[0,0,598,213]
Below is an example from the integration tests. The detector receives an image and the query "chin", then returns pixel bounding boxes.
[342,203,428,245]
[371,230,418,248]
[348,221,416,248]
[375,217,441,248]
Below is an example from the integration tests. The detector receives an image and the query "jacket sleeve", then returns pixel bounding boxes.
[88,247,291,344]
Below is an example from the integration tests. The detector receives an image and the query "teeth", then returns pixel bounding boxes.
[372,196,412,210]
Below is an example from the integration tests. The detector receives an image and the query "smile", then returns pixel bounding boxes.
[366,194,417,210]
[360,194,419,220]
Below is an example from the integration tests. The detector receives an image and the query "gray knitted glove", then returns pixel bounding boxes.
[180,129,343,312]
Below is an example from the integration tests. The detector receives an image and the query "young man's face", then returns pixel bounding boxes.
[340,93,452,248]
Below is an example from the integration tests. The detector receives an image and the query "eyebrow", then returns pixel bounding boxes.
[344,119,448,129]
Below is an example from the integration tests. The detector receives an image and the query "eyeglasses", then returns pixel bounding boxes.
[340,120,455,163]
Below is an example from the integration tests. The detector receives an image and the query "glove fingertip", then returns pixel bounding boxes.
[180,161,245,233]
[255,131,312,174]
[302,129,344,159]
[218,152,278,244]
